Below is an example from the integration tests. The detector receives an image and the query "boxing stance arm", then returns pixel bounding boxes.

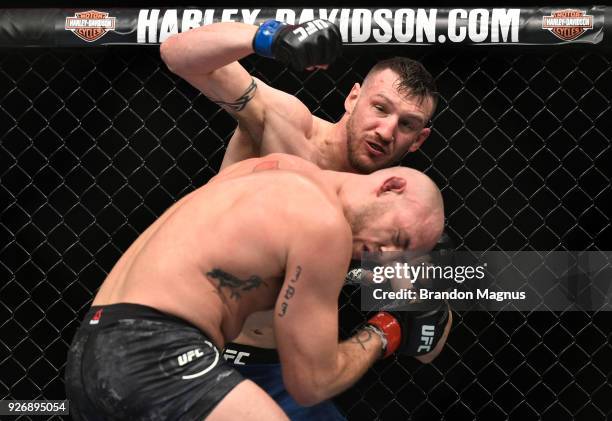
[160,23,314,145]
[161,23,256,78]
[274,220,384,406]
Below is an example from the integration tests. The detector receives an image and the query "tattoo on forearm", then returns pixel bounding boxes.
[207,268,267,300]
[278,265,302,317]
[212,78,257,112]
[351,329,373,352]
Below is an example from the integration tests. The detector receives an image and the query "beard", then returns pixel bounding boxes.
[346,114,378,174]
[346,114,403,174]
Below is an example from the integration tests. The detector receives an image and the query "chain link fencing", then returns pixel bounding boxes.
[1,45,611,420]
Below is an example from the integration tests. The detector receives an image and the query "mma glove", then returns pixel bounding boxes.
[363,231,456,358]
[252,19,342,70]
[365,301,449,358]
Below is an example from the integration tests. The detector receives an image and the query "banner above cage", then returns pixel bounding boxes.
[0,7,609,48]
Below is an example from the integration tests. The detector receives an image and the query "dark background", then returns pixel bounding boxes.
[1,3,611,420]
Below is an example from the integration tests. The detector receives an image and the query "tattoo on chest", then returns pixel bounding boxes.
[207,268,267,300]
[278,265,302,317]
[211,78,257,112]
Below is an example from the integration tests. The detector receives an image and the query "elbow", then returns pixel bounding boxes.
[160,36,215,79]
[159,36,179,74]
[283,370,327,407]
[160,35,193,76]
[286,383,324,407]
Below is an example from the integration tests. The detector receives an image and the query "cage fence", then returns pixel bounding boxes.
[1,14,612,421]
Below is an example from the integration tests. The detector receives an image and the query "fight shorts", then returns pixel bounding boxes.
[223,343,346,421]
[65,303,244,421]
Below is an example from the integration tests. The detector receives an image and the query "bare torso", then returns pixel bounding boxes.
[211,78,349,349]
[220,111,344,348]
[92,154,339,349]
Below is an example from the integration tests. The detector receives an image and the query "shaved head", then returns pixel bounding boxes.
[342,166,445,256]
[381,167,444,249]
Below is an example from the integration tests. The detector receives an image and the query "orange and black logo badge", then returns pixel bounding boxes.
[65,10,116,43]
[542,9,593,41]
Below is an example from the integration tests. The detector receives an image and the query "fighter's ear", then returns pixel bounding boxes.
[408,127,431,153]
[378,176,406,196]
[344,83,361,113]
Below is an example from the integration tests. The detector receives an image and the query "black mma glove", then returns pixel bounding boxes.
[364,231,456,358]
[252,19,342,70]
[365,301,449,358]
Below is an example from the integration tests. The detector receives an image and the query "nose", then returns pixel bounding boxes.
[375,116,397,144]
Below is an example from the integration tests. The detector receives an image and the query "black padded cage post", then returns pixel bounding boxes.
[1,5,611,421]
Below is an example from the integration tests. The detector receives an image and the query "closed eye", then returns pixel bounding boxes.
[374,104,386,113]
[396,231,410,250]
[403,237,411,250]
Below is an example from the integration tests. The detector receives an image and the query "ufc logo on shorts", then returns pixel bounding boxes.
[177,348,204,366]
[223,349,250,365]
[293,19,330,42]
[417,325,435,353]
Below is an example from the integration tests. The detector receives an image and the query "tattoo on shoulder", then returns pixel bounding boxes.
[207,268,267,300]
[278,265,302,318]
[212,78,257,112]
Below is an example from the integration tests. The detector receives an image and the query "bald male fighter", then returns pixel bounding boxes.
[161,20,445,419]
[65,153,447,420]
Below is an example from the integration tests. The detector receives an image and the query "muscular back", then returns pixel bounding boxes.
[92,154,345,348]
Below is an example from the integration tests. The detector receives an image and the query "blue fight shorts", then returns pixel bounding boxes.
[223,343,346,421]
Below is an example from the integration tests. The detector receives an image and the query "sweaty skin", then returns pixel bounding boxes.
[92,153,445,406]
[92,154,333,349]
[160,24,444,361]
[160,24,435,174]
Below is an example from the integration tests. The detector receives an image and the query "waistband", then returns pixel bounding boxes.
[81,303,193,329]
[223,342,280,365]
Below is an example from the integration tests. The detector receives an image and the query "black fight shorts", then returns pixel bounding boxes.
[65,303,244,421]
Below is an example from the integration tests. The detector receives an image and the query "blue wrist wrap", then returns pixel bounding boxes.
[253,20,285,58]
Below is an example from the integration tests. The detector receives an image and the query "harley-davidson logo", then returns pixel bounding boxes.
[542,9,593,41]
[65,10,116,42]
